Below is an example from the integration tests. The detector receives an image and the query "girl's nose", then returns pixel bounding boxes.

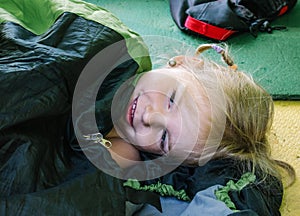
[142,105,167,128]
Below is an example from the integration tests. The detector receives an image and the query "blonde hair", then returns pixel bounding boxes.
[173,44,295,186]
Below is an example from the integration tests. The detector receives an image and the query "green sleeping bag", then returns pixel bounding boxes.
[0,0,151,215]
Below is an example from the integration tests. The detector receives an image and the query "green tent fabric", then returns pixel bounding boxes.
[86,0,300,100]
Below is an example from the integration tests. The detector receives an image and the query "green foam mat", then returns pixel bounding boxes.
[86,0,300,100]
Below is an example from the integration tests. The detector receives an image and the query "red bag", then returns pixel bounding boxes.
[170,0,297,41]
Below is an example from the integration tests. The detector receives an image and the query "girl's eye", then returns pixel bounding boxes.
[168,91,176,109]
[160,129,167,152]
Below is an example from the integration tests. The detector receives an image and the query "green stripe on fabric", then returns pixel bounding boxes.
[0,0,151,73]
[123,179,191,202]
[215,172,256,211]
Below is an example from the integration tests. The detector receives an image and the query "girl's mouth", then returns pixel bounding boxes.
[128,96,139,127]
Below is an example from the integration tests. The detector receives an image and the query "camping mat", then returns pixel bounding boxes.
[270,101,300,216]
[86,0,300,100]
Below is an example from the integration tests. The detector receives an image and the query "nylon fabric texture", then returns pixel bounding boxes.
[0,0,151,73]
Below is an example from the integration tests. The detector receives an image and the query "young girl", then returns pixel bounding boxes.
[88,43,296,215]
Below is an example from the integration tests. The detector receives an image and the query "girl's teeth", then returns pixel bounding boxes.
[131,98,138,124]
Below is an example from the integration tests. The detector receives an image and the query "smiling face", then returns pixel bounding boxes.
[112,66,213,164]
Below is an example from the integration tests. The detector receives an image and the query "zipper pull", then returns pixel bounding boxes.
[83,133,112,149]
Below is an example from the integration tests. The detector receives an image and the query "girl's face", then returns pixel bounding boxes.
[113,67,212,163]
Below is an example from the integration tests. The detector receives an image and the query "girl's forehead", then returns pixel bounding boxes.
[150,67,196,82]
[149,67,209,107]
[153,67,186,74]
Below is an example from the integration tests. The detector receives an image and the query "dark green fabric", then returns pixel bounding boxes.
[125,187,162,212]
[1,168,127,215]
[86,0,300,99]
[0,1,151,214]
[0,0,151,73]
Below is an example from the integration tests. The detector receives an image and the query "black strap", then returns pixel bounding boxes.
[125,187,162,212]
